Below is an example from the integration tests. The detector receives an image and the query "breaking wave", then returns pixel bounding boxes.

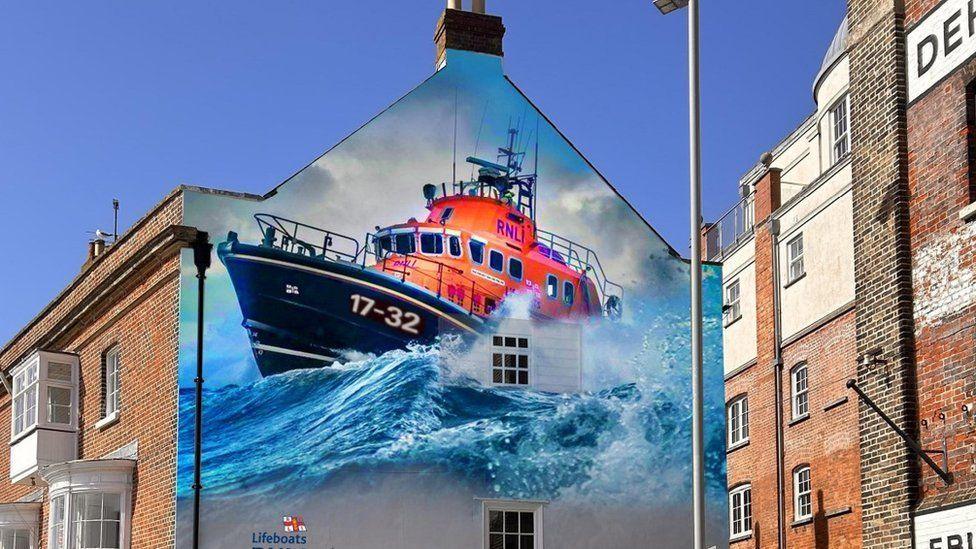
[176,305,726,506]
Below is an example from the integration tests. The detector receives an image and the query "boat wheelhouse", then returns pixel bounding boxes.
[218,129,622,377]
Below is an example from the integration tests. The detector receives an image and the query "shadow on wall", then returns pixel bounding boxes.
[814,490,830,549]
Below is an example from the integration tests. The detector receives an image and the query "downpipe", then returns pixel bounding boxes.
[191,232,212,549]
[770,219,786,549]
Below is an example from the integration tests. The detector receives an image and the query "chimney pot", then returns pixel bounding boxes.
[472,0,486,13]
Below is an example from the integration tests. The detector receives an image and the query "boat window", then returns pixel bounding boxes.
[563,281,575,306]
[449,235,462,257]
[394,233,416,254]
[509,258,523,281]
[546,275,558,299]
[441,207,455,223]
[489,250,504,272]
[470,240,485,264]
[420,233,444,255]
[376,236,393,257]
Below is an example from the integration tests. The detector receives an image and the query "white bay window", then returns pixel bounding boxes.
[43,460,134,549]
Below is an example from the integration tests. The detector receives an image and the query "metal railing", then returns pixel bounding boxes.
[256,214,361,262]
[535,228,624,307]
[703,194,754,261]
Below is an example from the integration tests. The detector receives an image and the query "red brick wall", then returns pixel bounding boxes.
[904,0,976,510]
[0,189,188,547]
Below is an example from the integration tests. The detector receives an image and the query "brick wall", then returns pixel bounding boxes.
[726,167,862,548]
[903,0,976,514]
[0,188,192,547]
[434,8,505,67]
[846,0,920,547]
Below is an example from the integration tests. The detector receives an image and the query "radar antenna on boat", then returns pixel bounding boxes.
[463,122,540,220]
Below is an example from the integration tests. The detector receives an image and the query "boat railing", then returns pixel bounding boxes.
[359,233,508,316]
[535,228,624,309]
[255,214,361,263]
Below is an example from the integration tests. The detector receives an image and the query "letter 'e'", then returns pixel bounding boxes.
[918,34,939,77]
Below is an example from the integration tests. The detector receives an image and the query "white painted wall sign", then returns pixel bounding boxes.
[914,501,976,549]
[907,0,976,103]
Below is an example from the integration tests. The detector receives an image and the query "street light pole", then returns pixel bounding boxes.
[652,0,705,547]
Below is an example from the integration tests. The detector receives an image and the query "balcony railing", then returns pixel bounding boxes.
[703,195,754,262]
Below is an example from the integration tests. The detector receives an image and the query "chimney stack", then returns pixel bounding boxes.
[434,0,505,68]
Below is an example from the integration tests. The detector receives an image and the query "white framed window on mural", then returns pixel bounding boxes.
[794,466,813,522]
[44,461,134,549]
[729,484,753,540]
[483,500,542,549]
[727,395,749,450]
[491,335,530,387]
[830,94,850,165]
[791,363,810,420]
[786,234,805,285]
[724,279,741,325]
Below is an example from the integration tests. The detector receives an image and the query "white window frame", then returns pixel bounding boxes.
[729,484,753,540]
[103,347,121,421]
[482,500,543,549]
[0,503,40,549]
[545,275,558,300]
[43,460,134,549]
[830,94,850,165]
[10,360,39,441]
[794,466,813,521]
[791,363,810,420]
[724,279,741,325]
[727,395,749,449]
[490,335,531,387]
[786,234,805,284]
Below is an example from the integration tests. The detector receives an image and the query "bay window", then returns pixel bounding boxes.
[43,460,134,549]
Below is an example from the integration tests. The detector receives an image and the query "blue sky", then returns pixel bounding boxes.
[0,0,845,345]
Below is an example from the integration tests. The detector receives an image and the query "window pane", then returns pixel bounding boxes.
[508,259,523,280]
[48,362,72,382]
[517,372,528,385]
[492,370,503,383]
[517,355,528,369]
[520,512,534,534]
[470,241,485,264]
[504,512,519,533]
[520,535,534,549]
[505,337,516,347]
[48,386,72,424]
[493,336,503,346]
[489,534,504,549]
[449,236,462,257]
[506,535,519,548]
[563,282,574,305]
[546,276,557,298]
[490,250,504,272]
[489,511,503,532]
[518,338,528,348]
[51,496,65,549]
[505,370,517,384]
[420,234,443,254]
[395,234,415,254]
[102,520,120,549]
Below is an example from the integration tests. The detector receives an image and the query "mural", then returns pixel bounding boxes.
[176,48,727,548]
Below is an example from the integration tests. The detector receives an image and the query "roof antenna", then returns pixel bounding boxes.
[112,198,120,243]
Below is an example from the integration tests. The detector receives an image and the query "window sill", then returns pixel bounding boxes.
[727,440,750,454]
[791,516,814,528]
[960,202,976,223]
[784,272,806,289]
[96,412,120,431]
[729,532,753,544]
[724,314,743,328]
[825,506,852,519]
[823,396,849,412]
[788,413,810,427]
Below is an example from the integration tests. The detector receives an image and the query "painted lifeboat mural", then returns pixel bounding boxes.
[217,128,623,377]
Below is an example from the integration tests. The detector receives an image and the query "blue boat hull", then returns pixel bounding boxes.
[217,241,483,377]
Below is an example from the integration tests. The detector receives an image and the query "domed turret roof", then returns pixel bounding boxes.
[813,15,849,101]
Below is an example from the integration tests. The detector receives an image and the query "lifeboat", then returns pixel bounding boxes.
[218,129,622,377]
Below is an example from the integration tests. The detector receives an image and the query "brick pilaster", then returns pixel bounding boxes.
[846,1,920,546]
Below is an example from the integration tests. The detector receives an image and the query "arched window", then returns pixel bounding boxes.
[727,395,749,449]
[793,465,812,521]
[729,483,752,540]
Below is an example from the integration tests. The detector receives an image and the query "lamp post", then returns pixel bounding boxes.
[652,1,705,548]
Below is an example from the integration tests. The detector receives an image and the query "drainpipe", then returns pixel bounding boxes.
[191,232,212,549]
[770,218,787,549]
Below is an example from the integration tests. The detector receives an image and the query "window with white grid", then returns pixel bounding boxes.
[792,363,809,419]
[794,466,812,521]
[491,336,530,386]
[830,94,850,164]
[103,347,120,418]
[727,395,749,449]
[485,503,539,549]
[787,234,805,284]
[725,280,741,325]
[729,484,752,539]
